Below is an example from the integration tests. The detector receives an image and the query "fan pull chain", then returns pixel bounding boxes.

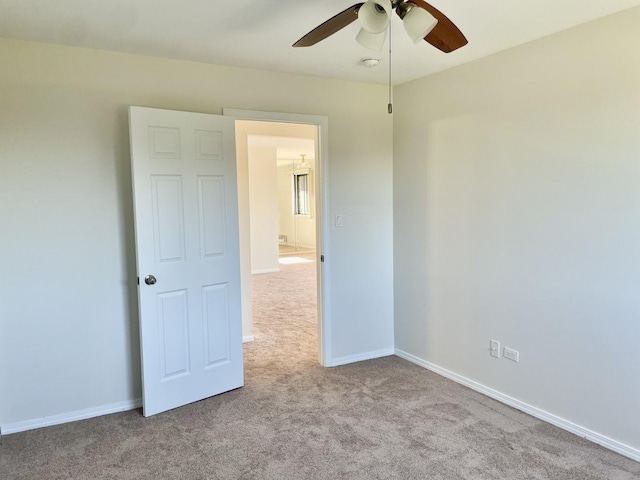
[388,21,393,114]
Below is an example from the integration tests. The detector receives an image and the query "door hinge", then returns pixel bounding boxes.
[320,255,324,263]
[137,277,139,285]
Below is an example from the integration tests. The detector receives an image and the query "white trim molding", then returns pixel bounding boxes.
[395,349,640,463]
[251,268,280,275]
[2,398,142,436]
[330,348,395,367]
[242,335,255,343]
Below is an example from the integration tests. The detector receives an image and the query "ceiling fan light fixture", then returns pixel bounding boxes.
[361,57,381,67]
[358,0,392,34]
[403,5,438,44]
[356,28,387,51]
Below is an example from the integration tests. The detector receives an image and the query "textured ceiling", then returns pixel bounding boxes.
[1,0,639,85]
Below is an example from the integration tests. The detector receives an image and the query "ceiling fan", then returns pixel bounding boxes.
[293,0,467,54]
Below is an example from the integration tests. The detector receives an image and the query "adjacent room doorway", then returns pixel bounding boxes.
[224,109,330,366]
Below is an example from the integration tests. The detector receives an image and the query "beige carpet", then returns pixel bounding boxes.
[1,256,639,479]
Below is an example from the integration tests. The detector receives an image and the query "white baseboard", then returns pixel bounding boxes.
[280,243,315,251]
[243,335,255,343]
[394,349,640,463]
[330,348,395,367]
[251,268,280,275]
[2,398,142,435]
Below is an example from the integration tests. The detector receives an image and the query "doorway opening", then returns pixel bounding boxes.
[244,124,318,363]
[226,109,330,367]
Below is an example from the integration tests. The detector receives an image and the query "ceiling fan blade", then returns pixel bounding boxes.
[293,3,364,47]
[406,0,468,53]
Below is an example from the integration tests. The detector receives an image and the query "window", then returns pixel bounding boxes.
[293,173,309,216]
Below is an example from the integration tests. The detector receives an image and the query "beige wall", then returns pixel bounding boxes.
[248,146,279,273]
[0,39,394,430]
[394,8,640,453]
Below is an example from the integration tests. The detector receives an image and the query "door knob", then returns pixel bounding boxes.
[144,275,157,285]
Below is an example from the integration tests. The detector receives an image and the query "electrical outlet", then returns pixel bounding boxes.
[504,347,519,362]
[490,340,500,358]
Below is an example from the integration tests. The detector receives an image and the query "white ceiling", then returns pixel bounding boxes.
[1,0,639,85]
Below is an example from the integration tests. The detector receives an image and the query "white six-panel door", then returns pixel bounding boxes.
[129,106,243,416]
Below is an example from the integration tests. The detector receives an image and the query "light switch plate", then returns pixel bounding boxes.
[490,340,500,358]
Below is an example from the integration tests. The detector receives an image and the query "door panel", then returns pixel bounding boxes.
[129,106,243,417]
[152,175,186,263]
[158,289,190,379]
[202,283,231,366]
[197,176,226,258]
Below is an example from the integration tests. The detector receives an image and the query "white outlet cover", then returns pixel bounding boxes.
[504,347,519,362]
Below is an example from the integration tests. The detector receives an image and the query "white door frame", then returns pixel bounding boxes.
[223,108,331,367]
